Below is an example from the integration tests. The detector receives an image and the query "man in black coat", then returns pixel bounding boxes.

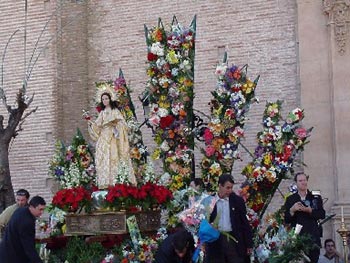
[0,195,46,263]
[206,174,253,263]
[155,228,195,263]
[284,172,325,263]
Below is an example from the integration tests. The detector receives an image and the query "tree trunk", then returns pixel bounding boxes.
[0,140,15,213]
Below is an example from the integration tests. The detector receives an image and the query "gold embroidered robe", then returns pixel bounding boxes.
[88,108,136,188]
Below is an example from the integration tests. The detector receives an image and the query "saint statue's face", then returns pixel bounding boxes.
[102,94,111,107]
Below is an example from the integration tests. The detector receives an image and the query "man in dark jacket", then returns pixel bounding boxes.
[155,228,195,263]
[284,172,325,263]
[206,174,253,263]
[0,195,46,263]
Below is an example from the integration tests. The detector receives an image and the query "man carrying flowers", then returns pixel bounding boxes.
[206,174,253,263]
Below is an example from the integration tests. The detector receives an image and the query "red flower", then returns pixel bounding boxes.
[96,105,102,113]
[147,52,158,61]
[159,115,175,129]
[52,186,92,213]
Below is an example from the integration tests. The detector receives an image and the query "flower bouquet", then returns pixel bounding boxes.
[267,224,315,263]
[178,194,221,262]
[48,129,96,188]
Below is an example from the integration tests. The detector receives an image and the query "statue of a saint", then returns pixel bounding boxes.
[85,88,136,189]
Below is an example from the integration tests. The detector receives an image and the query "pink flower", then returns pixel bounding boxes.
[149,115,160,126]
[203,128,214,144]
[205,145,216,157]
[294,127,307,139]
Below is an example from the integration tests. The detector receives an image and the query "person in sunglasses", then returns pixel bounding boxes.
[0,189,30,239]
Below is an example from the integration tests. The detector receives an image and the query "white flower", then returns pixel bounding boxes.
[215,64,227,77]
[171,68,179,76]
[157,107,169,117]
[160,141,170,152]
[150,42,164,56]
[159,172,171,185]
[180,59,191,71]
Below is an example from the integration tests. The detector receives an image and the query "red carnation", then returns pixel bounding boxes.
[147,52,158,61]
[159,115,175,129]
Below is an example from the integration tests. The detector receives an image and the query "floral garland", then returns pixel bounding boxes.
[144,16,196,191]
[240,101,312,219]
[200,59,259,191]
[48,129,96,188]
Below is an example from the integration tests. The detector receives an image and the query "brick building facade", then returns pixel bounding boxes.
[1,0,350,248]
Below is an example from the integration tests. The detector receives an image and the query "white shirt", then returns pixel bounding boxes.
[215,195,232,232]
[318,254,344,263]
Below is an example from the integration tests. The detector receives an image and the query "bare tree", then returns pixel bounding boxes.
[0,1,88,211]
[0,17,39,210]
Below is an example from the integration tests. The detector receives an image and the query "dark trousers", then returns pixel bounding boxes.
[306,247,320,263]
[205,234,244,263]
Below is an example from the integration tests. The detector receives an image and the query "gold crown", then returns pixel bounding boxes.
[95,82,117,104]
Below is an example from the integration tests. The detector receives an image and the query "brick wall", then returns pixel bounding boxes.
[0,0,298,204]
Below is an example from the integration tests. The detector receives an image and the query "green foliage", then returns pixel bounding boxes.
[48,236,106,263]
[269,233,317,263]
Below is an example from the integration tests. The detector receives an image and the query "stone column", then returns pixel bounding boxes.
[323,0,350,254]
[298,0,350,250]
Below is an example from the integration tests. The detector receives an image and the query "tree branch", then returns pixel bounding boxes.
[20,106,37,122]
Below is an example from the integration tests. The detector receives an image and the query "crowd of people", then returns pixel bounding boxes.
[0,172,346,263]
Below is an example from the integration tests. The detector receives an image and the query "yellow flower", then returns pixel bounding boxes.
[183,78,193,87]
[61,224,66,234]
[263,153,273,167]
[208,122,224,136]
[130,147,141,160]
[266,170,276,183]
[242,163,254,176]
[166,50,179,64]
[152,148,161,160]
[138,252,146,261]
[242,79,255,94]
[147,68,155,77]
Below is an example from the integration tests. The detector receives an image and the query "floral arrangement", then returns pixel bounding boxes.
[177,193,216,235]
[201,58,259,191]
[48,129,96,188]
[118,227,167,263]
[144,16,196,191]
[240,101,312,219]
[105,182,173,211]
[50,179,172,214]
[48,207,67,236]
[51,186,94,213]
[256,223,314,263]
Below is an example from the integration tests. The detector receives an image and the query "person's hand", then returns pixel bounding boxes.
[82,110,91,121]
[300,205,312,214]
[290,202,304,215]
